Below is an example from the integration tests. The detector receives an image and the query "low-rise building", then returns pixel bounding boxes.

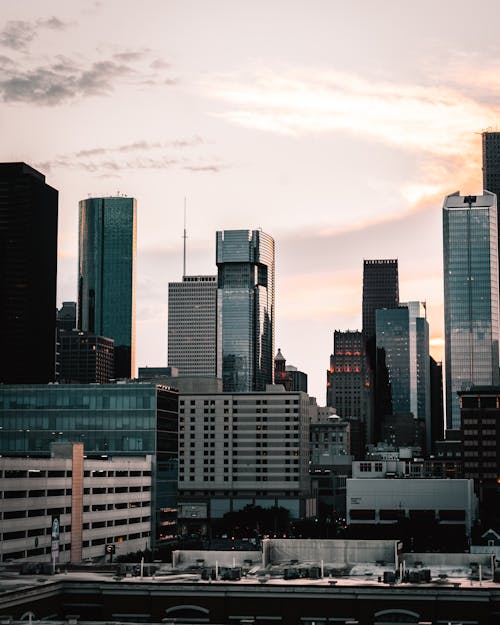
[0,443,152,563]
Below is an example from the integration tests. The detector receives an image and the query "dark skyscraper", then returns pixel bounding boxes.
[216,229,275,392]
[0,163,58,383]
[482,131,500,204]
[361,259,399,443]
[78,196,136,379]
[327,330,373,443]
[362,259,399,341]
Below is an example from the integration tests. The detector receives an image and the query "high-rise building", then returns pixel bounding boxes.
[376,302,431,450]
[168,275,218,377]
[362,259,399,342]
[326,330,373,444]
[443,192,500,430]
[177,389,312,534]
[429,356,444,449]
[78,196,136,379]
[216,230,275,392]
[482,131,500,210]
[0,163,58,383]
[58,330,114,383]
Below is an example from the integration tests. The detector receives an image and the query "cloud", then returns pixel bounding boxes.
[206,67,499,155]
[0,17,70,51]
[0,58,133,104]
[0,49,176,105]
[0,20,36,51]
[35,137,224,174]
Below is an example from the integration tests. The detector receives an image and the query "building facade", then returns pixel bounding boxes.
[326,330,373,444]
[177,389,312,533]
[443,192,500,430]
[168,275,218,377]
[362,259,399,342]
[376,302,431,450]
[56,302,77,333]
[216,230,275,392]
[0,444,152,563]
[78,196,136,379]
[0,384,178,544]
[347,476,477,538]
[58,330,114,384]
[0,163,58,383]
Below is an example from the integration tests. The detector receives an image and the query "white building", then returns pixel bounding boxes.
[0,443,152,563]
[178,388,313,531]
[347,477,477,536]
[168,275,218,377]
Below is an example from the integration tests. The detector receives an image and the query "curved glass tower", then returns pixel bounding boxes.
[78,196,136,379]
[216,230,275,392]
[443,191,500,430]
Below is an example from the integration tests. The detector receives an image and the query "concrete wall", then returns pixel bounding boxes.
[265,539,396,566]
[402,552,493,567]
[172,550,262,568]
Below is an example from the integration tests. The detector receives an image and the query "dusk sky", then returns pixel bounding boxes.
[1,0,498,400]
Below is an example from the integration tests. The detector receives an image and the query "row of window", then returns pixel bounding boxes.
[2,531,151,559]
[1,485,150,498]
[1,500,150,520]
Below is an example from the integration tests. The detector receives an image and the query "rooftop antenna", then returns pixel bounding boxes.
[183,197,187,278]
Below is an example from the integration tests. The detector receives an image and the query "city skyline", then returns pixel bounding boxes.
[2,1,500,399]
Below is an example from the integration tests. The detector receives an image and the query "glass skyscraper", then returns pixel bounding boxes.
[443,191,500,430]
[216,230,275,392]
[376,302,431,450]
[78,196,137,379]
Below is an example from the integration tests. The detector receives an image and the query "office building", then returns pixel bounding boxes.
[362,259,399,342]
[0,443,152,563]
[376,302,431,450]
[177,388,313,535]
[56,302,77,333]
[443,192,500,430]
[482,131,500,236]
[78,196,136,379]
[429,356,444,449]
[459,387,500,528]
[285,365,308,393]
[347,475,477,540]
[216,230,275,392]
[138,366,179,379]
[0,163,58,383]
[168,275,218,377]
[326,330,373,444]
[0,384,178,544]
[58,330,114,383]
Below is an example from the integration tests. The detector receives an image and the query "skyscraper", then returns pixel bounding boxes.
[326,330,373,443]
[361,259,399,442]
[0,163,58,383]
[376,302,431,450]
[362,259,399,341]
[443,191,500,430]
[78,196,136,379]
[168,275,218,377]
[482,131,500,208]
[216,229,275,392]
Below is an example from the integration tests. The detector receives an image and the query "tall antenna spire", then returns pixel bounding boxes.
[183,197,187,278]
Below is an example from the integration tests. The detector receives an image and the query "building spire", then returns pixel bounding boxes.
[183,197,187,278]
